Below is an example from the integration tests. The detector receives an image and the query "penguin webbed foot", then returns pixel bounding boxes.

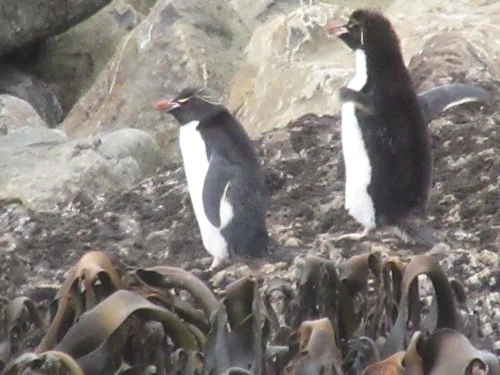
[338,87,374,115]
[209,257,229,271]
[335,226,371,241]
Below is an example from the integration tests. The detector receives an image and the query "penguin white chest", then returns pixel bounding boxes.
[179,121,229,259]
[341,49,376,229]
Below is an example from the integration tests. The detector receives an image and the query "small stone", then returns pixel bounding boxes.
[427,242,452,259]
[284,237,300,247]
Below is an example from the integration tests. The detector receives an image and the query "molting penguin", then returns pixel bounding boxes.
[154,88,268,268]
[327,9,490,244]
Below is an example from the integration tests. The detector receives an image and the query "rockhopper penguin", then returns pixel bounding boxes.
[154,88,268,269]
[327,9,490,244]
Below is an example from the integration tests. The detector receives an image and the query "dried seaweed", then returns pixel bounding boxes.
[1,251,497,374]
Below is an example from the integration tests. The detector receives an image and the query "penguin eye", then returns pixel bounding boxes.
[348,22,360,32]
[346,18,358,28]
[177,97,191,104]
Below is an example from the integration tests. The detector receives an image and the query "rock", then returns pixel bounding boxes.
[260,130,297,161]
[0,126,67,159]
[227,0,301,30]
[0,65,63,127]
[384,0,500,77]
[63,0,250,158]
[0,0,113,57]
[0,127,163,211]
[145,229,171,257]
[408,33,494,92]
[0,95,48,132]
[226,4,346,137]
[23,0,151,114]
[0,123,68,197]
[227,0,394,30]
[97,127,164,176]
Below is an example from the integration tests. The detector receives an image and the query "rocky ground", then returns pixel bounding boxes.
[1,88,499,353]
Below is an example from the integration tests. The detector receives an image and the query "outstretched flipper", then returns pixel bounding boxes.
[418,83,491,125]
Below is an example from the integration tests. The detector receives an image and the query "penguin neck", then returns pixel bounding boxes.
[364,42,406,74]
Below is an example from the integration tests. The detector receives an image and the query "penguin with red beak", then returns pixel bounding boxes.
[154,88,268,269]
[327,9,490,244]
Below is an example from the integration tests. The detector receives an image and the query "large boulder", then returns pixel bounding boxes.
[0,95,48,132]
[23,0,152,114]
[226,4,346,137]
[0,96,68,192]
[63,0,250,158]
[384,0,500,76]
[0,98,164,210]
[227,0,394,30]
[0,0,112,57]
[227,0,303,29]
[408,33,494,92]
[0,65,63,127]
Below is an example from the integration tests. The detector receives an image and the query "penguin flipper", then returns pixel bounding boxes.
[202,152,235,228]
[418,83,491,125]
[339,87,375,115]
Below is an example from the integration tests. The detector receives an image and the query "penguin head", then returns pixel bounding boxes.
[327,13,364,51]
[154,87,224,125]
[327,9,400,55]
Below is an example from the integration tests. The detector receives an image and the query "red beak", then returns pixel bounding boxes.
[153,99,180,111]
[326,23,349,37]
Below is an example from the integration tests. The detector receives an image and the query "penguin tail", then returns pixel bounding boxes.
[418,83,491,125]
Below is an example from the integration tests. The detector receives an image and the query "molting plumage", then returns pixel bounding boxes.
[328,9,432,242]
[328,9,490,245]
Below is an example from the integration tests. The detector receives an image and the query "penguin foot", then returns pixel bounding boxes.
[209,257,229,271]
[335,227,371,241]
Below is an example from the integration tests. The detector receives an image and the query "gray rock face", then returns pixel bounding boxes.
[97,128,164,177]
[0,117,163,211]
[0,95,48,133]
[384,0,500,75]
[408,33,494,92]
[226,4,346,137]
[0,0,113,57]
[23,0,151,114]
[227,0,301,29]
[63,0,250,158]
[0,65,63,127]
[227,0,393,30]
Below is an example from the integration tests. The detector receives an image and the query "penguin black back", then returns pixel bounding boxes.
[360,10,431,225]
[198,104,269,259]
[154,87,268,265]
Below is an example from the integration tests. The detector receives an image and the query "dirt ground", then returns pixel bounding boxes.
[0,86,499,354]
